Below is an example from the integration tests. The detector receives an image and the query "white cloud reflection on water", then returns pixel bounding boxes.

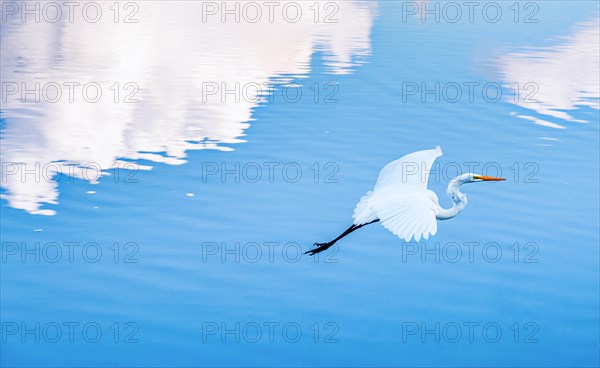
[0,1,377,215]
[499,18,600,129]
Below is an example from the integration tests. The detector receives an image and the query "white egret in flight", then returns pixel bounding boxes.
[306,146,505,255]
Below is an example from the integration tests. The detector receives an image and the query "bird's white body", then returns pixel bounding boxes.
[353,146,490,242]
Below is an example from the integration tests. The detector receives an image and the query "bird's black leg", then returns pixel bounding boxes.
[305,219,380,256]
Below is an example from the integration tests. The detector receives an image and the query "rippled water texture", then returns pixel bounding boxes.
[1,1,599,367]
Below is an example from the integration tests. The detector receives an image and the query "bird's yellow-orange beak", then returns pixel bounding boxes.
[474,175,505,181]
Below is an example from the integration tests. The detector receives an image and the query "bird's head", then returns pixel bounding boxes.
[462,173,506,183]
[447,173,505,202]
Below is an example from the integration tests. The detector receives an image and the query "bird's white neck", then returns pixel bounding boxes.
[436,176,468,220]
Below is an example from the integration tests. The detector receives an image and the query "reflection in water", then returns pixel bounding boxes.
[499,18,599,129]
[0,1,377,215]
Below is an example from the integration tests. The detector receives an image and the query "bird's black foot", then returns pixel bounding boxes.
[305,242,334,256]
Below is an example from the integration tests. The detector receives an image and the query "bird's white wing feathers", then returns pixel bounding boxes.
[353,190,378,225]
[374,145,442,192]
[352,146,444,241]
[370,190,439,242]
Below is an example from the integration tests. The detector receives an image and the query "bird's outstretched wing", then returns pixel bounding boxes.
[374,145,442,192]
[353,146,443,240]
[370,190,439,242]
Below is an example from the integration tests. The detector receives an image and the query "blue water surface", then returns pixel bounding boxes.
[1,1,599,367]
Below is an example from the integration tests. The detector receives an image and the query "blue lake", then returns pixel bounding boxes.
[1,1,599,366]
